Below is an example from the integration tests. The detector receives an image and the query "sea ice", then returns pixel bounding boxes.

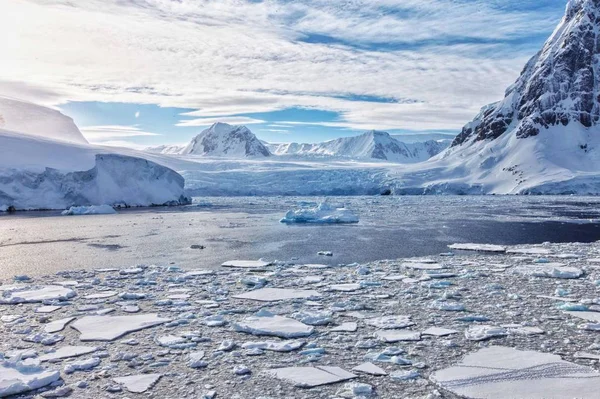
[44,317,76,333]
[352,362,387,376]
[266,366,356,388]
[39,346,98,362]
[221,260,272,269]
[232,312,314,338]
[280,203,359,224]
[232,288,321,302]
[61,205,117,216]
[0,285,76,304]
[241,341,305,352]
[0,359,61,398]
[465,325,508,341]
[365,315,414,329]
[374,330,421,343]
[422,327,458,337]
[529,266,583,279]
[71,314,171,341]
[331,322,358,332]
[63,357,100,374]
[329,283,362,292]
[402,262,445,270]
[35,306,61,313]
[113,374,162,393]
[448,243,506,253]
[188,351,206,368]
[430,346,600,399]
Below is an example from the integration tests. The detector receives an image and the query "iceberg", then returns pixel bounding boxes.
[280,203,359,224]
[61,205,117,216]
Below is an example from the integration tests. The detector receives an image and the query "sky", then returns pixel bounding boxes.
[0,0,567,148]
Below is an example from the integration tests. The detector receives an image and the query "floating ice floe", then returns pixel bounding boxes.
[331,322,358,332]
[266,366,356,388]
[64,357,100,374]
[113,374,162,393]
[506,247,553,255]
[23,333,64,345]
[0,285,76,304]
[280,203,359,224]
[336,382,374,398]
[448,243,506,253]
[39,346,98,362]
[402,262,445,270]
[61,205,117,216]
[375,330,421,343]
[71,314,171,341]
[232,312,314,338]
[232,288,321,302]
[527,266,583,279]
[465,325,508,341]
[329,284,362,292]
[352,362,387,376]
[35,306,62,313]
[0,358,61,398]
[188,351,207,368]
[564,311,600,323]
[242,340,305,352]
[430,346,600,399]
[44,317,76,333]
[365,315,414,330]
[422,327,458,337]
[221,260,272,269]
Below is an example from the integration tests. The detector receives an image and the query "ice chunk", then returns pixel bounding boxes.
[280,203,359,224]
[402,262,445,270]
[241,340,305,352]
[465,325,508,341]
[352,362,387,376]
[23,333,64,345]
[61,205,117,216]
[431,346,600,399]
[221,260,272,269]
[365,315,414,329]
[0,285,76,304]
[82,291,117,299]
[336,382,374,398]
[529,266,583,279]
[188,351,206,368]
[113,374,162,393]
[448,243,506,253]
[39,346,98,362]
[266,366,356,388]
[233,288,321,302]
[44,317,76,334]
[506,247,553,255]
[331,322,358,332]
[0,359,61,397]
[329,284,362,292]
[35,306,62,314]
[422,327,458,337]
[374,330,421,343]
[564,311,600,323]
[232,313,314,338]
[71,314,170,341]
[63,357,100,374]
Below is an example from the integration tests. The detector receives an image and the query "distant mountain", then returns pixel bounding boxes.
[402,0,600,194]
[391,133,456,144]
[181,122,271,157]
[0,97,88,145]
[145,144,185,155]
[268,130,449,162]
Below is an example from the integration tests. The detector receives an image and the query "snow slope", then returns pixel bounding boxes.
[0,129,189,210]
[181,123,271,157]
[0,97,88,144]
[145,144,186,155]
[267,131,449,163]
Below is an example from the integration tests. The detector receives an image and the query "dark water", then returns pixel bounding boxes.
[1,196,600,278]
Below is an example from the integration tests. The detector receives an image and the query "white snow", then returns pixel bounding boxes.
[431,346,600,399]
[280,203,359,224]
[61,205,117,216]
[181,123,270,158]
[71,314,171,341]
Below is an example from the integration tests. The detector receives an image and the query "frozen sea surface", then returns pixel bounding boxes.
[1,196,600,278]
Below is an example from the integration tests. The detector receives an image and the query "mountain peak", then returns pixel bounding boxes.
[181,123,270,157]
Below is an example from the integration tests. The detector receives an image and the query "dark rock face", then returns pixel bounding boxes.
[453,0,600,147]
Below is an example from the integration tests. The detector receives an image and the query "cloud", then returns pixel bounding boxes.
[176,116,266,127]
[135,111,140,118]
[0,0,562,131]
[81,125,161,142]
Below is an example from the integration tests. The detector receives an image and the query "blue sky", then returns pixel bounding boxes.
[0,0,568,147]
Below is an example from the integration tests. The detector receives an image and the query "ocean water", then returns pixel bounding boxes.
[1,196,600,278]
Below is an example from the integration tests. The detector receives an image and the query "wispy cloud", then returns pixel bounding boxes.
[0,0,563,130]
[81,125,161,142]
[176,116,266,127]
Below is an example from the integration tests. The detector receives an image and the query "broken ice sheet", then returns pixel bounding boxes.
[331,322,358,332]
[328,283,362,292]
[113,374,162,393]
[0,359,61,398]
[352,362,387,376]
[241,340,305,352]
[39,346,98,362]
[0,285,76,304]
[232,288,321,302]
[365,315,414,329]
[266,366,356,388]
[233,312,314,338]
[431,346,600,399]
[448,243,506,253]
[221,260,272,269]
[465,325,507,341]
[44,317,76,333]
[71,314,171,341]
[422,327,458,337]
[375,330,421,343]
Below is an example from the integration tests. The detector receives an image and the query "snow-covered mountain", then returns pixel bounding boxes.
[145,144,186,155]
[181,122,271,157]
[268,130,449,162]
[0,97,88,144]
[395,0,600,194]
[0,101,189,210]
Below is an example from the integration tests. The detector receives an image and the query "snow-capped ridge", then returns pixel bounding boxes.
[182,122,271,158]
